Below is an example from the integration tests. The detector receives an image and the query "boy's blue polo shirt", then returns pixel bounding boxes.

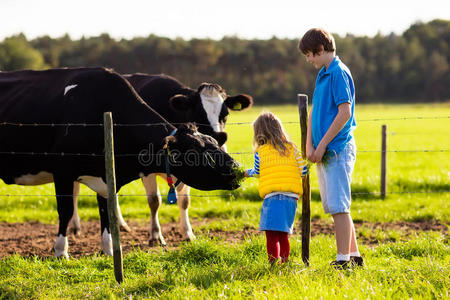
[312,56,356,154]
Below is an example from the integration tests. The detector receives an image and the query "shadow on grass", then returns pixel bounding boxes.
[231,187,376,202]
[352,181,449,201]
[409,213,436,222]
[392,180,450,193]
[230,189,323,202]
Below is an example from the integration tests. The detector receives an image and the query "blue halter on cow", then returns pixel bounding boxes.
[0,67,242,258]
[68,73,253,247]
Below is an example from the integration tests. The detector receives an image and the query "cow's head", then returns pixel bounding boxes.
[169,83,253,147]
[163,123,241,190]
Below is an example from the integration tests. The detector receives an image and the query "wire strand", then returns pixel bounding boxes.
[0,149,449,157]
[0,190,448,198]
[1,116,448,128]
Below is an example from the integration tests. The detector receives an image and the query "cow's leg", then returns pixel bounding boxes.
[53,176,74,258]
[77,175,130,232]
[176,182,195,241]
[97,195,113,256]
[142,174,166,246]
[68,181,82,235]
[76,176,130,255]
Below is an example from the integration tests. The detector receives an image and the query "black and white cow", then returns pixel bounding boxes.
[69,73,253,246]
[0,67,241,257]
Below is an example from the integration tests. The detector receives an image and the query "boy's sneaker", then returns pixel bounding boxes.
[350,256,364,267]
[330,260,351,270]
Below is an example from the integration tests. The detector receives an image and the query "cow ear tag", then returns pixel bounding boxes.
[167,186,177,204]
[166,175,177,204]
[165,129,178,204]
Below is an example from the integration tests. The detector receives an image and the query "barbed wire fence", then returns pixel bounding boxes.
[0,117,449,200]
[1,99,449,269]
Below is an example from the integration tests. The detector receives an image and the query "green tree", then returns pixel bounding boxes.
[2,19,448,102]
[0,34,46,70]
[31,34,73,68]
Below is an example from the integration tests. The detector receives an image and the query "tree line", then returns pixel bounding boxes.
[0,19,448,103]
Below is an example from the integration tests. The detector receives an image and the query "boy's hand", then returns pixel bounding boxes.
[306,143,316,162]
[308,144,326,163]
[312,144,326,162]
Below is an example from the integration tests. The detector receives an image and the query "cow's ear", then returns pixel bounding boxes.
[224,94,253,111]
[214,132,228,147]
[169,94,192,111]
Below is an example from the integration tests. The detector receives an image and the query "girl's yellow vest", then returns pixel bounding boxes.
[257,143,303,198]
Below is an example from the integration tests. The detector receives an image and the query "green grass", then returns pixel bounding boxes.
[0,233,448,299]
[0,103,449,299]
[0,183,448,227]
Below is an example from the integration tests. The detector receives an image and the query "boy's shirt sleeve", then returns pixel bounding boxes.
[332,70,353,106]
[294,147,308,177]
[246,152,260,178]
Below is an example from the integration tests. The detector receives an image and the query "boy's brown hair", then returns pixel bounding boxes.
[298,28,335,55]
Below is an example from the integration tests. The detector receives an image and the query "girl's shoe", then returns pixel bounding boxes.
[280,257,289,264]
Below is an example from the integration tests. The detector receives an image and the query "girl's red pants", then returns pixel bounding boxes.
[265,230,290,262]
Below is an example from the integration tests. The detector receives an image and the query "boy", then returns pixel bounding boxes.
[298,28,363,269]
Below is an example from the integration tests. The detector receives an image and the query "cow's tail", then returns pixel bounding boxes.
[116,204,131,232]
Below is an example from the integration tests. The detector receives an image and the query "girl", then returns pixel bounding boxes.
[246,111,308,264]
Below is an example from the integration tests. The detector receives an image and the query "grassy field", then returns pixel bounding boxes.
[1,233,448,299]
[0,103,449,299]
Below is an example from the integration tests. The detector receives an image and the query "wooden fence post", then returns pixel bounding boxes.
[298,94,311,265]
[103,112,124,284]
[380,124,387,199]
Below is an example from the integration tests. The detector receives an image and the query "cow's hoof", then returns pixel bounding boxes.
[53,234,69,258]
[68,226,81,236]
[68,217,82,236]
[149,237,166,247]
[100,249,113,256]
[120,223,131,233]
[184,232,196,242]
[52,247,69,259]
[101,229,113,256]
[55,252,69,259]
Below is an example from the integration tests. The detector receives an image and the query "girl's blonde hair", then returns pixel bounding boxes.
[252,111,294,156]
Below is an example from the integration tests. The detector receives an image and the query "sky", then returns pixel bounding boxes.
[1,0,449,41]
